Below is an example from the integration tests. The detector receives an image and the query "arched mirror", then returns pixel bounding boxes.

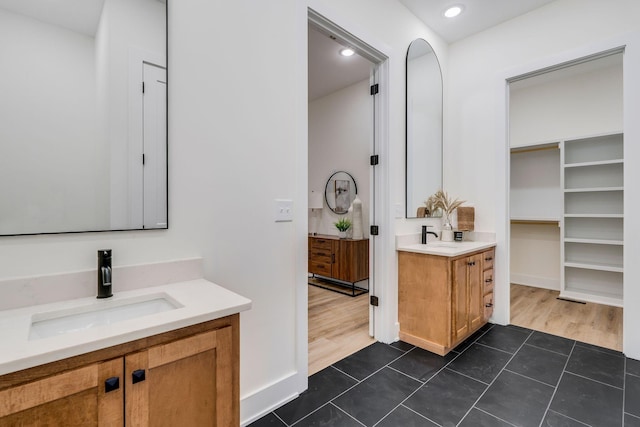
[405,38,443,218]
[324,171,358,215]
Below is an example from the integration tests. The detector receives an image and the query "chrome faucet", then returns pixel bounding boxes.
[97,249,113,298]
[421,225,439,244]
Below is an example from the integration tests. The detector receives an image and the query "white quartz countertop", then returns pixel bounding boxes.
[0,279,251,376]
[397,241,496,257]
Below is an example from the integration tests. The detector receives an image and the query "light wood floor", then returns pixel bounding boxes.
[308,284,374,376]
[510,284,623,351]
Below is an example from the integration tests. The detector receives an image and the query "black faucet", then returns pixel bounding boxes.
[97,249,113,298]
[421,225,439,244]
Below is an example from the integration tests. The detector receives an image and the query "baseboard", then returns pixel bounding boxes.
[511,273,560,291]
[240,371,304,426]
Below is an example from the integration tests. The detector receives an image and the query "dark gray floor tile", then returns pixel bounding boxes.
[542,410,588,426]
[332,342,403,380]
[506,324,532,334]
[566,344,625,388]
[458,408,513,426]
[526,331,575,356]
[550,372,623,426]
[389,340,415,352]
[477,370,554,427]
[626,413,640,427]
[477,325,530,353]
[575,340,624,357]
[628,358,640,377]
[404,368,487,426]
[626,374,640,417]
[274,366,357,424]
[453,328,489,353]
[448,343,511,384]
[390,347,455,381]
[333,367,421,426]
[294,403,362,427]
[248,412,287,426]
[507,344,567,386]
[376,405,438,426]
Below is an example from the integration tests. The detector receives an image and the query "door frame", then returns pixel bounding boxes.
[295,3,391,392]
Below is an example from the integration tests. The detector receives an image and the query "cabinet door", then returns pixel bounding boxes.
[0,358,123,426]
[334,239,369,282]
[468,254,483,331]
[126,326,236,427]
[452,257,470,342]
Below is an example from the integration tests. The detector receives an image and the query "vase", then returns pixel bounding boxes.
[351,196,364,239]
[441,220,454,242]
[338,230,347,239]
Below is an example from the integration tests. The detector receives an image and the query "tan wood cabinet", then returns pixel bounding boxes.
[0,315,239,426]
[398,246,496,356]
[309,235,369,288]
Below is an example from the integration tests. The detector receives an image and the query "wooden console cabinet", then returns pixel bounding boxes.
[308,235,369,295]
[0,315,239,426]
[398,247,495,355]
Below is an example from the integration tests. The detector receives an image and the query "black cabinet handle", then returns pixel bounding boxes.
[485,257,493,261]
[485,279,493,283]
[105,376,120,393]
[485,303,493,308]
[132,369,146,384]
[467,261,476,266]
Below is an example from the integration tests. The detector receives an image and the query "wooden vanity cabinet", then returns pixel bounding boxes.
[308,235,369,284]
[0,315,239,426]
[398,247,496,356]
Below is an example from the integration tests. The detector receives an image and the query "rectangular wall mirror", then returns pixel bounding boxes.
[0,0,168,236]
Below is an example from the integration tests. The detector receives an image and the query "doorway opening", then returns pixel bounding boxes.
[507,49,624,351]
[307,11,385,375]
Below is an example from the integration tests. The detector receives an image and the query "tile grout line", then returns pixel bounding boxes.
[562,370,625,390]
[502,367,560,388]
[455,328,535,427]
[473,406,518,426]
[271,410,290,427]
[524,341,573,357]
[545,409,591,426]
[443,366,490,386]
[370,325,496,427]
[329,402,367,427]
[537,341,578,427]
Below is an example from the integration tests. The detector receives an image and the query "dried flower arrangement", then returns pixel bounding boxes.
[426,190,465,224]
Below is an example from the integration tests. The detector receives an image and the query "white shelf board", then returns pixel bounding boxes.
[564,214,624,218]
[564,187,623,193]
[564,159,624,168]
[564,238,623,245]
[510,217,560,223]
[563,261,623,273]
[559,290,623,307]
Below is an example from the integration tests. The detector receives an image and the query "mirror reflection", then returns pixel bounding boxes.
[405,38,443,218]
[324,171,358,215]
[0,0,167,236]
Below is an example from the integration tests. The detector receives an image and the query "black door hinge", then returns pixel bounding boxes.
[370,295,379,306]
[370,225,379,236]
[370,84,379,95]
[142,82,145,94]
[142,154,145,165]
[370,155,379,166]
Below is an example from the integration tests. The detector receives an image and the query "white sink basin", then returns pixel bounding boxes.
[29,293,181,340]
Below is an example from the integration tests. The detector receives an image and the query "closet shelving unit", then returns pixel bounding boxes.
[560,132,624,306]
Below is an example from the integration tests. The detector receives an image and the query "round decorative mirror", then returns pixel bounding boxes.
[324,171,358,215]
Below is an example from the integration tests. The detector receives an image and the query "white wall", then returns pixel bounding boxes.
[446,0,640,358]
[0,8,107,234]
[309,79,371,236]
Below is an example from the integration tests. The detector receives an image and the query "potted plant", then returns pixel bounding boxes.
[334,218,352,239]
[428,190,465,241]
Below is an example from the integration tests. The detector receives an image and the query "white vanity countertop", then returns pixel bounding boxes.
[0,279,251,376]
[397,241,496,257]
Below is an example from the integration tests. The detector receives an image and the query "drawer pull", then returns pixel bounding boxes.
[132,369,146,384]
[485,279,493,283]
[485,303,493,308]
[105,376,120,393]
[467,261,476,266]
[485,257,493,261]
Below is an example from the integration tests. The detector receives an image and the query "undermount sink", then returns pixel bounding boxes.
[29,293,182,340]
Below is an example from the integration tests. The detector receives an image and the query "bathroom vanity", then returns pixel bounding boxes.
[397,241,495,356]
[0,278,251,426]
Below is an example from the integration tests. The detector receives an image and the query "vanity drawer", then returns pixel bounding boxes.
[310,260,332,276]
[483,269,494,294]
[483,293,494,321]
[310,238,333,251]
[483,249,495,271]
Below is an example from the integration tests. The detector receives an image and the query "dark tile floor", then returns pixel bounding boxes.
[249,324,640,427]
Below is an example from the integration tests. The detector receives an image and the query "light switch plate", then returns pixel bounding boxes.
[275,199,293,222]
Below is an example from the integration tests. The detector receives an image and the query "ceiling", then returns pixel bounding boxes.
[399,0,557,44]
[308,0,558,101]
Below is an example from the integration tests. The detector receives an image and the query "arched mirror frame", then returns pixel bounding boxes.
[405,38,443,218]
[324,171,358,215]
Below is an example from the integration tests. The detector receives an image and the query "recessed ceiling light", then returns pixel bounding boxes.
[444,5,463,18]
[339,48,355,57]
